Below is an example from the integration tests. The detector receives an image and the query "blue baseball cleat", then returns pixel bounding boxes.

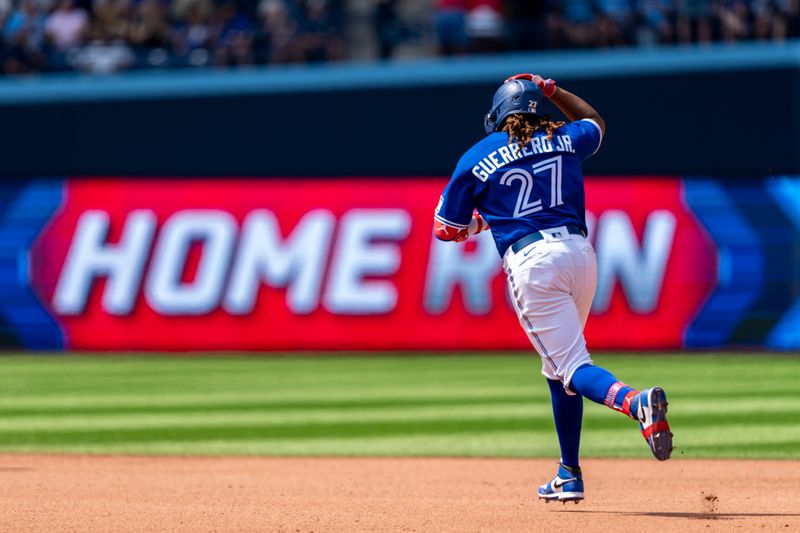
[537,463,584,504]
[635,387,673,461]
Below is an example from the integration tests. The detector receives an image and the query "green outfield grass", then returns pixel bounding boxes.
[0,353,797,459]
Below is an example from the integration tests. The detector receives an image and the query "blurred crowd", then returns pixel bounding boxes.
[1,0,799,75]
[0,0,346,74]
[493,0,800,53]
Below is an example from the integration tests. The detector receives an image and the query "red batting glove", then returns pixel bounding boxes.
[468,212,489,236]
[504,73,556,98]
[505,73,535,83]
[537,77,557,98]
[433,220,470,242]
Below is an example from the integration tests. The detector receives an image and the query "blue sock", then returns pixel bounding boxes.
[570,364,640,418]
[546,379,582,469]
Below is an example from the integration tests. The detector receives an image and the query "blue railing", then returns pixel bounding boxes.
[0,41,798,105]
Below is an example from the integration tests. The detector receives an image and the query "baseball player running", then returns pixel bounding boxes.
[433,74,673,503]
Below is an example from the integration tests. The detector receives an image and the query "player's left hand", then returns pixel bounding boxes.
[504,73,556,98]
[468,212,489,237]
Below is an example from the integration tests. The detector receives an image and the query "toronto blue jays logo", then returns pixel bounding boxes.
[528,100,538,113]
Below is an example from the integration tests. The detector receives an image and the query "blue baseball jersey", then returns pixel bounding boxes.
[435,118,602,256]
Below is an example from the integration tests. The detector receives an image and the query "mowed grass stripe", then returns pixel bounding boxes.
[1,425,797,459]
[2,396,798,431]
[0,389,547,413]
[0,402,555,431]
[0,353,795,390]
[0,354,798,458]
[1,410,798,446]
[1,387,798,417]
[0,355,795,397]
[0,432,566,457]
[0,395,542,417]
[7,384,799,412]
[0,416,565,444]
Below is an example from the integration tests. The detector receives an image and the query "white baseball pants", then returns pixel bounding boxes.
[503,227,597,393]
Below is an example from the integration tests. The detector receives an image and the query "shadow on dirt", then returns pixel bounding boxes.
[563,510,800,521]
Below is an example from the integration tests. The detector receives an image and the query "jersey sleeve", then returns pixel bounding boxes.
[435,165,476,229]
[567,118,603,160]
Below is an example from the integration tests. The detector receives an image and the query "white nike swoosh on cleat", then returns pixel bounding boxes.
[552,477,576,489]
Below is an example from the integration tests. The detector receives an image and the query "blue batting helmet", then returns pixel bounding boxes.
[483,79,546,135]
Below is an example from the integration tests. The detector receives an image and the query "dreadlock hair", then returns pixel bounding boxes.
[501,114,566,150]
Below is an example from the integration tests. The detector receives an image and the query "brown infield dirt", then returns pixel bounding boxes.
[1,455,798,532]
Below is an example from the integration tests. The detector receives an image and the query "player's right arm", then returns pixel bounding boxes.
[548,85,605,136]
[505,73,605,147]
[506,73,605,134]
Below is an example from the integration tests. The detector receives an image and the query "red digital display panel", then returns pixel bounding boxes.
[30,177,716,350]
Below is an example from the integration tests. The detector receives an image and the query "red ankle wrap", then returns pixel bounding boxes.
[605,382,639,419]
[604,382,625,408]
[621,390,638,418]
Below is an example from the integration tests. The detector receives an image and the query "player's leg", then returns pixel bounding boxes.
[566,237,637,410]
[570,237,596,330]
[570,365,673,460]
[508,244,652,420]
[565,238,673,460]
[536,378,585,503]
[518,309,590,501]
[505,247,589,502]
[505,244,594,386]
[570,364,637,413]
[563,239,637,414]
[547,378,582,469]
[509,252,665,453]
